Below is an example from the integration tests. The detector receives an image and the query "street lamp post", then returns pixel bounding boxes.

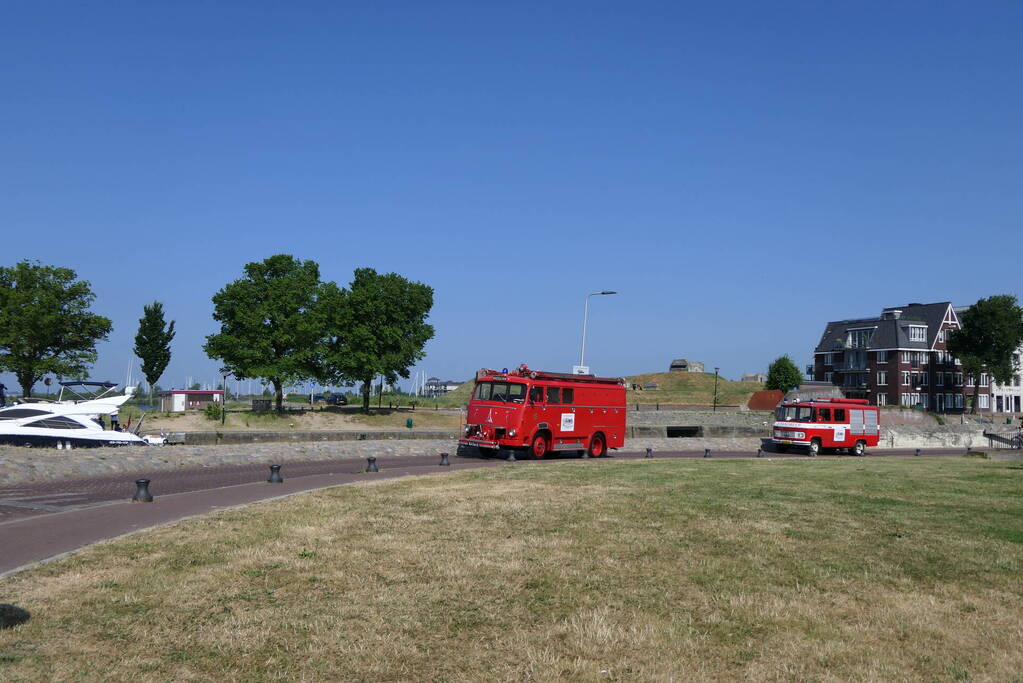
[713,367,720,412]
[219,368,231,426]
[577,291,617,374]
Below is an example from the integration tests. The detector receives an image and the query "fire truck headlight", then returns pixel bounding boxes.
[509,429,517,437]
[796,432,805,439]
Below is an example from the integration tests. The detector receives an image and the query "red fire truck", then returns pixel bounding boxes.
[459,364,627,458]
[772,398,880,456]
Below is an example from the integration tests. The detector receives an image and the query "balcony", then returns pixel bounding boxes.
[833,363,868,372]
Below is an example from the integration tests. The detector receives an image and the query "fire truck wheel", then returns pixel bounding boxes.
[853,440,866,456]
[808,439,821,457]
[530,433,550,458]
[587,433,606,458]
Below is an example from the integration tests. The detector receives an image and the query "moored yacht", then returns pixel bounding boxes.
[0,384,145,448]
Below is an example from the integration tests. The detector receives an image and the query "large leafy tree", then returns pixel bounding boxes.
[0,261,112,397]
[318,268,434,413]
[765,355,804,393]
[947,295,1023,414]
[203,254,323,412]
[133,301,176,404]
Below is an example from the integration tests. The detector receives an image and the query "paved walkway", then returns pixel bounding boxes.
[0,447,962,578]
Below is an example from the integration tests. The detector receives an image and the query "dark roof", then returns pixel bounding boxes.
[814,302,955,353]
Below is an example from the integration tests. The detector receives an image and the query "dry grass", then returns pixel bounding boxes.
[1,458,1021,680]
[625,371,761,406]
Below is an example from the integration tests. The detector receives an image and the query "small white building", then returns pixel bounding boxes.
[990,348,1022,413]
[159,389,224,412]
[424,377,462,398]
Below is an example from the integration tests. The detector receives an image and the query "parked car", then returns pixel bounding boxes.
[313,394,348,406]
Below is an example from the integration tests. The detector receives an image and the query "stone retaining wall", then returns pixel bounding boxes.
[178,429,459,445]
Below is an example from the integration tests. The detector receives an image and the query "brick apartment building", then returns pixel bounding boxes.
[811,302,992,413]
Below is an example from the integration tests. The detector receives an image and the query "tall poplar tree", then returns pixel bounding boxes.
[133,301,176,404]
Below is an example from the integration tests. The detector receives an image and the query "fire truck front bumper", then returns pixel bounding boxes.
[459,437,500,449]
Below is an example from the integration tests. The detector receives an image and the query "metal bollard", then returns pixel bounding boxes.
[132,479,153,503]
[645,447,653,458]
[439,452,450,466]
[704,448,711,458]
[267,464,284,483]
[506,450,517,463]
[915,448,921,457]
[366,456,379,473]
[756,448,762,458]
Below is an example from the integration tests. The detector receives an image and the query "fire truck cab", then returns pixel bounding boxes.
[772,398,880,456]
[459,364,626,458]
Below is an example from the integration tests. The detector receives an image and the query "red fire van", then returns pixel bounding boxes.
[459,364,627,458]
[772,398,880,456]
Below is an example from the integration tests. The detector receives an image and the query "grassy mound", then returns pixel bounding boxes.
[1,458,1020,680]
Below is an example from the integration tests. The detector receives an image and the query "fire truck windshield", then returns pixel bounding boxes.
[474,381,527,403]
[776,405,814,422]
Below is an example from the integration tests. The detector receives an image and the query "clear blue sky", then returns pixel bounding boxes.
[2,2,1021,394]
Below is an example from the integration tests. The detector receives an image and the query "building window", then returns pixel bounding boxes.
[908,326,927,342]
[901,371,910,386]
[980,373,989,387]
[900,393,910,406]
[920,394,929,409]
[878,371,888,386]
[876,350,888,363]
[955,394,964,409]
[937,373,944,387]
[825,372,833,383]
[937,329,945,343]
[848,329,874,348]
[876,393,887,406]
[955,373,963,386]
[979,394,990,409]
[824,353,833,365]
[901,351,912,363]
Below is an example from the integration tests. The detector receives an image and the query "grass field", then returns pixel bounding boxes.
[2,457,1021,680]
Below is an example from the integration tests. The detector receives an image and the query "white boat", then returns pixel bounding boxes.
[0,383,144,448]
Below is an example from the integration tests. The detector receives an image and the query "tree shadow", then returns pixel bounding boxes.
[0,604,30,629]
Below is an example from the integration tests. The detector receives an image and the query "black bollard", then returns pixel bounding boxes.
[366,456,379,473]
[506,450,517,463]
[439,452,450,466]
[132,478,153,503]
[704,448,711,458]
[645,447,653,458]
[267,464,284,483]
[915,448,921,457]
[756,448,762,458]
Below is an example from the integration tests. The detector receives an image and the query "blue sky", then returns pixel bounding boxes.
[2,1,1021,394]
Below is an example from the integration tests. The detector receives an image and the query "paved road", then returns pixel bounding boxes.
[0,447,963,577]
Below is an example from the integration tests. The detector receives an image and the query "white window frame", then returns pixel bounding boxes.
[876,393,887,406]
[908,326,927,342]
[979,394,989,409]
[876,350,888,363]
[877,371,888,386]
[901,371,910,386]
[936,373,944,387]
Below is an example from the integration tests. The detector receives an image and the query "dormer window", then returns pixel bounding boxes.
[847,328,874,348]
[908,326,927,342]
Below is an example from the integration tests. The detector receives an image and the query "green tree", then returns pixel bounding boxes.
[765,355,804,393]
[0,261,112,397]
[947,295,1023,414]
[318,268,434,413]
[203,254,323,412]
[133,301,176,405]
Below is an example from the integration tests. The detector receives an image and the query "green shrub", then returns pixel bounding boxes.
[204,403,222,421]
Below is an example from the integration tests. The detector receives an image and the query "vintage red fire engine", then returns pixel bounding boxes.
[459,364,627,458]
[772,398,880,456]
